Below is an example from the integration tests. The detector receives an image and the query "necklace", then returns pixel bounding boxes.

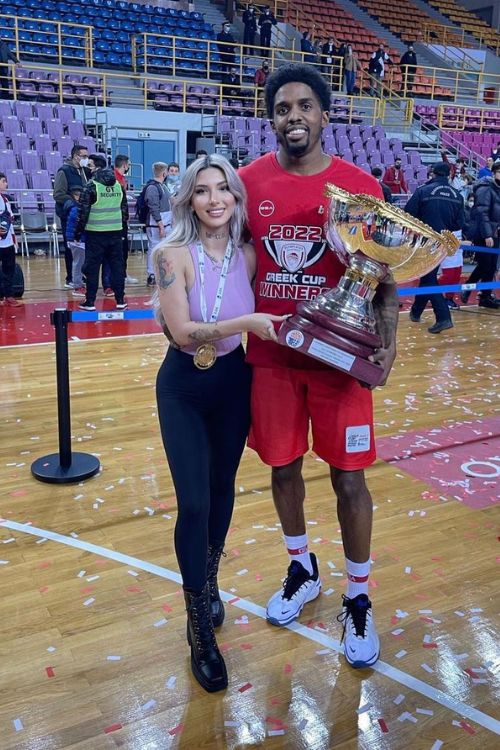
[205,231,229,240]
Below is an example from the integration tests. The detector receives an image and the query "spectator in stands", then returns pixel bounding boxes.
[321,36,339,83]
[399,44,417,95]
[114,154,137,286]
[491,142,500,162]
[371,167,392,203]
[255,60,270,88]
[166,162,181,199]
[217,22,236,73]
[383,157,408,195]
[259,5,277,57]
[74,154,128,312]
[343,44,360,96]
[242,4,258,56]
[0,172,21,307]
[406,161,464,333]
[223,66,241,98]
[64,187,86,298]
[300,32,317,64]
[478,157,494,179]
[0,38,19,100]
[369,44,392,97]
[53,145,90,288]
[144,162,172,287]
[461,161,500,309]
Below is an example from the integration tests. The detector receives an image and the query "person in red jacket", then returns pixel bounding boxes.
[382,157,408,194]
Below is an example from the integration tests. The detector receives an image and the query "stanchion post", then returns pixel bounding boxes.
[31,308,100,484]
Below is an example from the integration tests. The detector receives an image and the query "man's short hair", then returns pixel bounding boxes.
[371,167,382,178]
[114,154,129,169]
[89,153,107,170]
[0,171,6,181]
[492,160,500,173]
[71,144,88,158]
[168,162,180,171]
[70,186,82,195]
[195,149,208,158]
[153,161,168,176]
[265,63,331,119]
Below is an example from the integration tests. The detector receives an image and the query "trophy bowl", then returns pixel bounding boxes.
[278,185,460,385]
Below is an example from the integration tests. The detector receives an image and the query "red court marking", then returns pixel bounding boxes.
[104,723,123,734]
[0,295,158,346]
[377,418,500,509]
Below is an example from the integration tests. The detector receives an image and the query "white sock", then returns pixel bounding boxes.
[345,557,370,598]
[284,533,313,575]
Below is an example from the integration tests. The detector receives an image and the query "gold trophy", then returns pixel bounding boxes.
[278,185,459,385]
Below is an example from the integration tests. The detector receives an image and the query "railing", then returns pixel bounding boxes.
[437,103,500,133]
[379,63,500,105]
[422,21,500,56]
[0,14,93,68]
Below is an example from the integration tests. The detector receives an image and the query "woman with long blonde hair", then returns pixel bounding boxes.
[153,155,285,693]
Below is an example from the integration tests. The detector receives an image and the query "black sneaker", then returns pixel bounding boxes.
[446,298,459,309]
[266,553,321,626]
[79,301,96,312]
[147,273,156,287]
[478,295,500,309]
[409,310,421,322]
[428,320,454,334]
[460,290,471,304]
[337,594,380,668]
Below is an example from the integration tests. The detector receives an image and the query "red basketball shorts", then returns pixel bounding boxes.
[249,366,376,469]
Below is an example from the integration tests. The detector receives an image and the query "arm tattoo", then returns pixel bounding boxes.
[373,281,399,348]
[158,254,176,289]
[188,323,223,343]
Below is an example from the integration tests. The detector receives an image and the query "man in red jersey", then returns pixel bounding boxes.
[239,64,399,669]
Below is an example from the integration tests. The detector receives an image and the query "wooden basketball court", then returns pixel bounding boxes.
[0,254,498,749]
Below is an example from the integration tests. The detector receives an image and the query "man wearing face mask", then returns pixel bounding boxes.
[144,161,172,287]
[216,22,236,73]
[165,162,181,198]
[113,154,138,285]
[53,145,90,288]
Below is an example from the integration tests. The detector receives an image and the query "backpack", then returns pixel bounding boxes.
[135,179,163,224]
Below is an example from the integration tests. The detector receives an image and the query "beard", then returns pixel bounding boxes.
[279,131,311,158]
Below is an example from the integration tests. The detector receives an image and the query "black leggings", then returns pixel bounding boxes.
[0,244,15,297]
[156,345,251,591]
[467,238,499,290]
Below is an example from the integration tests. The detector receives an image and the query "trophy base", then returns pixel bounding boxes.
[296,302,382,349]
[278,316,385,386]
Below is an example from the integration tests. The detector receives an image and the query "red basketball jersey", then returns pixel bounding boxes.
[240,152,383,369]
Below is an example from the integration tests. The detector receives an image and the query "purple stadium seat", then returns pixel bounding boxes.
[0,134,6,150]
[6,169,28,190]
[67,121,85,140]
[9,132,30,153]
[56,136,73,156]
[34,103,55,123]
[54,105,76,125]
[46,119,64,141]
[0,101,12,118]
[34,134,53,154]
[0,150,17,170]
[18,82,37,99]
[79,136,96,152]
[14,101,33,121]
[39,84,59,102]
[20,151,42,172]
[43,152,62,176]
[2,116,21,139]
[24,118,43,140]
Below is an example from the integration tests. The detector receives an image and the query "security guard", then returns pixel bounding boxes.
[75,154,128,311]
[405,161,464,334]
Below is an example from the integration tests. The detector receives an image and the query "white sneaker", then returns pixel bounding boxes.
[266,553,321,626]
[64,282,75,289]
[125,275,139,284]
[337,594,380,668]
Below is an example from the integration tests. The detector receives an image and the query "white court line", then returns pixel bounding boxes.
[1,519,499,736]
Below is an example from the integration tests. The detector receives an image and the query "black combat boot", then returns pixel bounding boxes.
[184,584,228,692]
[207,543,226,627]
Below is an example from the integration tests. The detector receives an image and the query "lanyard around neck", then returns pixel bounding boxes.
[196,240,233,323]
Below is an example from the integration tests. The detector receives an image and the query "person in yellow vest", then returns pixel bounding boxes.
[74,153,128,311]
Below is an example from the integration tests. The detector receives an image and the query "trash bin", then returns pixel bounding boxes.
[483,87,495,104]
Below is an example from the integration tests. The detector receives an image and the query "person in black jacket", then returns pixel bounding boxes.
[259,5,277,56]
[461,161,500,309]
[400,44,417,94]
[405,162,465,333]
[0,39,19,100]
[74,154,128,312]
[216,22,236,73]
[242,4,258,56]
